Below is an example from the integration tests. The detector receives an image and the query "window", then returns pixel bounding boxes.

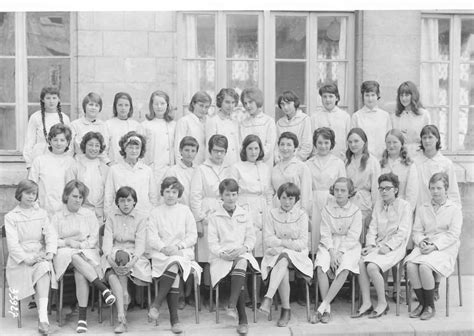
[420,14,474,153]
[177,11,354,119]
[0,12,74,153]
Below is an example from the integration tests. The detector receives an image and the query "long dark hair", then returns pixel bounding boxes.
[345,128,370,171]
[395,81,424,117]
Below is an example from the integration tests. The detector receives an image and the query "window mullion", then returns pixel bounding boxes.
[15,12,27,152]
[308,13,318,115]
[451,15,461,152]
[263,11,275,118]
[216,12,226,90]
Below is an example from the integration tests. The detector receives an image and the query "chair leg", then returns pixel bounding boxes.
[154,279,159,326]
[305,281,310,322]
[110,301,114,326]
[405,264,409,307]
[2,272,6,318]
[98,288,103,323]
[351,273,356,316]
[396,262,401,316]
[457,255,462,307]
[215,284,219,324]
[58,278,63,327]
[446,276,450,317]
[17,300,21,328]
[209,284,213,313]
[91,285,95,312]
[314,273,319,312]
[147,284,152,311]
[194,273,199,324]
[253,273,257,323]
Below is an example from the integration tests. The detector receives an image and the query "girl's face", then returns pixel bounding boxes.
[152,96,168,119]
[363,91,378,110]
[221,94,236,115]
[385,134,402,158]
[85,138,101,160]
[210,145,226,165]
[20,189,37,208]
[50,133,69,154]
[221,189,238,209]
[243,97,259,116]
[278,138,296,160]
[315,135,332,156]
[245,141,260,163]
[180,145,197,166]
[42,93,60,112]
[399,92,412,109]
[117,195,135,215]
[421,132,438,153]
[124,143,141,161]
[193,101,210,119]
[429,180,447,204]
[378,181,397,203]
[280,192,296,212]
[66,188,83,213]
[347,133,365,155]
[280,100,296,117]
[321,93,338,111]
[333,182,349,206]
[116,98,131,120]
[163,187,180,206]
[85,100,101,120]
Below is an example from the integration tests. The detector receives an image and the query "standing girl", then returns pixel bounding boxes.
[66,131,109,223]
[206,88,241,166]
[106,92,143,165]
[23,86,71,169]
[104,131,159,218]
[175,91,211,166]
[29,123,75,218]
[305,127,346,254]
[391,81,431,158]
[142,90,176,184]
[102,186,152,333]
[345,128,381,241]
[5,180,57,335]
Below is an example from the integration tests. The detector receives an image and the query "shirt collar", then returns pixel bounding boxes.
[361,105,379,113]
[81,117,104,125]
[178,159,193,169]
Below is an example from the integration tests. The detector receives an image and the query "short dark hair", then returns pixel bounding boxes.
[62,180,89,205]
[189,91,212,112]
[179,136,199,151]
[47,123,72,152]
[318,83,340,103]
[313,127,336,150]
[240,134,264,162]
[208,134,228,153]
[82,92,103,113]
[80,131,106,154]
[113,92,134,118]
[361,80,381,99]
[15,179,39,202]
[161,176,184,198]
[219,178,239,195]
[429,172,449,191]
[278,131,299,148]
[277,182,301,203]
[216,88,239,108]
[119,131,147,159]
[329,177,356,198]
[378,172,400,197]
[420,124,442,151]
[277,90,300,109]
[240,87,264,108]
[114,186,138,207]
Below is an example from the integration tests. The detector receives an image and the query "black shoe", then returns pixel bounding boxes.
[351,305,373,318]
[420,306,435,320]
[368,304,389,319]
[277,308,291,327]
[409,304,424,318]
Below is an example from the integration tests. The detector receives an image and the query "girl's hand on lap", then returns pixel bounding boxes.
[378,245,390,255]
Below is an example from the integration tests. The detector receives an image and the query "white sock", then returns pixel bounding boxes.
[38,298,49,323]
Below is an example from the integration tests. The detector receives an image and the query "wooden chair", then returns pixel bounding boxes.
[314,269,356,317]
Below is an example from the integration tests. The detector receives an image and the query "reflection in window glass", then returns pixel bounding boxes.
[421,18,450,61]
[227,14,258,59]
[27,12,70,56]
[227,60,258,96]
[317,16,347,60]
[420,63,449,106]
[0,12,15,56]
[275,16,306,59]
[459,107,474,150]
[0,59,15,102]
[183,60,215,106]
[427,107,449,149]
[275,62,306,119]
[27,58,71,102]
[0,106,16,149]
[184,14,215,58]
[461,19,474,61]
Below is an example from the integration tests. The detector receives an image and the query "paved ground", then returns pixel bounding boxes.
[1,275,473,335]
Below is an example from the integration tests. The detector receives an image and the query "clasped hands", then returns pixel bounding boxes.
[220,246,247,261]
[329,249,343,272]
[24,252,53,266]
[420,240,437,254]
[161,245,182,257]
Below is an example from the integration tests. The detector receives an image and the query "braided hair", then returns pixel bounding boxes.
[40,86,63,141]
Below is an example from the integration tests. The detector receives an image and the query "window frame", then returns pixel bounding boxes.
[0,11,76,158]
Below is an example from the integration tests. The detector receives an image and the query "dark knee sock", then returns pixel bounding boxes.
[153,270,178,309]
[236,291,248,325]
[92,278,108,293]
[423,289,435,309]
[167,288,180,325]
[229,268,246,308]
[414,288,425,306]
[78,306,87,321]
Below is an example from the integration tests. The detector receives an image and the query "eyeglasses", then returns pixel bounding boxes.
[378,186,394,192]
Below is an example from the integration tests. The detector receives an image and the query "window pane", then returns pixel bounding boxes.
[461,18,474,61]
[0,13,15,56]
[0,106,16,149]
[420,63,449,106]
[184,14,215,58]
[227,61,258,97]
[0,59,15,102]
[460,64,473,105]
[421,18,450,61]
[427,107,449,149]
[28,104,70,119]
[275,62,306,118]
[26,12,70,56]
[316,62,346,105]
[317,16,347,60]
[182,60,215,105]
[276,16,306,59]
[458,107,474,151]
[27,58,70,103]
[227,14,258,59]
